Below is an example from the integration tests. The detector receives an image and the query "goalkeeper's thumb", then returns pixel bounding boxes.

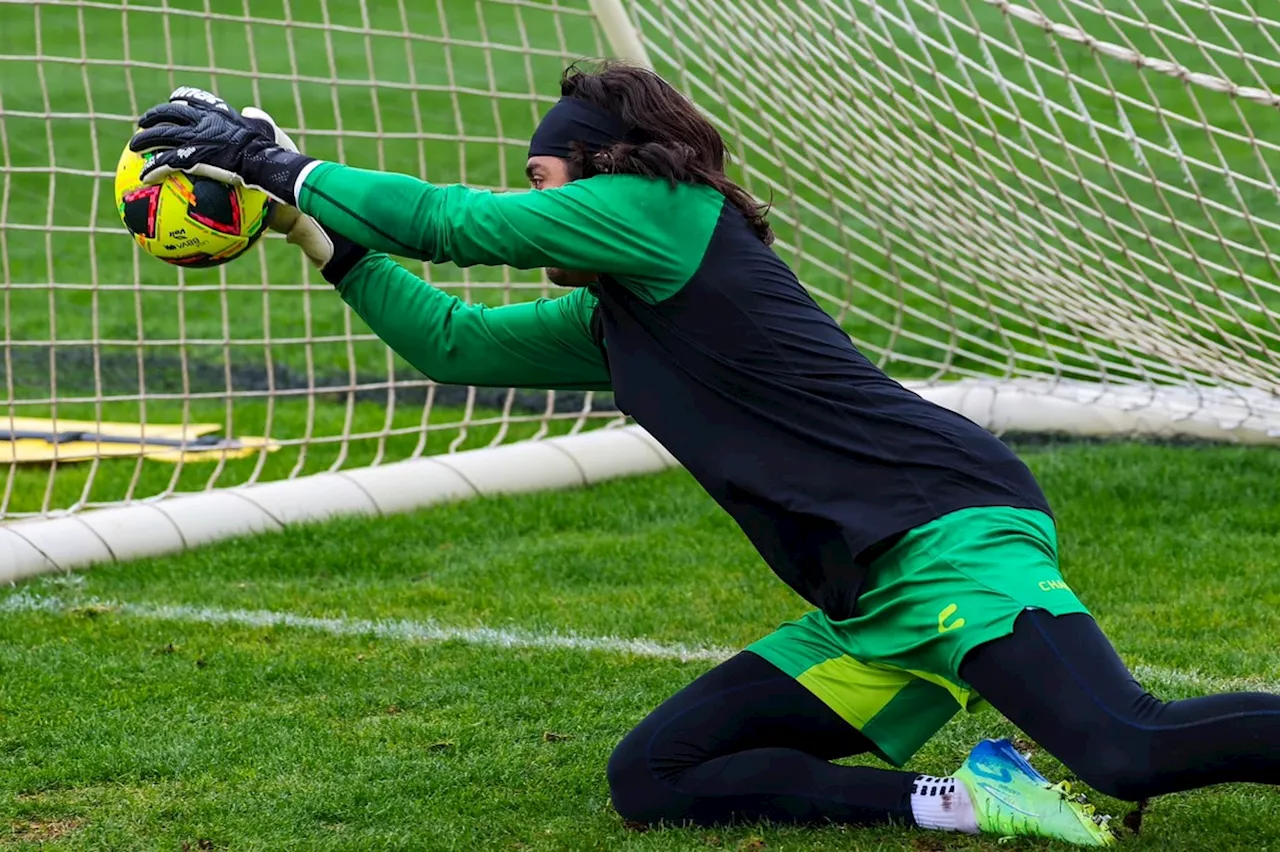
[273,208,334,268]
[268,206,368,286]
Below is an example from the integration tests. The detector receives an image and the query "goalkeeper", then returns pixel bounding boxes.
[131,67,1280,847]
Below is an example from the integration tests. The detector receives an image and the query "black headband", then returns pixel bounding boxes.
[528,96,633,158]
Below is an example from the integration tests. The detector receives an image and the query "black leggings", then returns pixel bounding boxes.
[608,609,1280,826]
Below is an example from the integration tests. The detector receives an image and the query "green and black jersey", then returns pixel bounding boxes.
[297,163,1051,619]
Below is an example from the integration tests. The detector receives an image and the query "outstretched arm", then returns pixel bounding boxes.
[127,90,613,391]
[334,252,611,391]
[295,163,721,304]
[130,89,721,301]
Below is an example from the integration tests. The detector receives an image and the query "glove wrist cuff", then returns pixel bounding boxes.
[320,226,369,288]
[291,160,325,208]
[245,147,315,207]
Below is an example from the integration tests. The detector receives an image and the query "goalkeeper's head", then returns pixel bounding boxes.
[528,61,771,285]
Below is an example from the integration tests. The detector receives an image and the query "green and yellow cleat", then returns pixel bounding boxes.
[955,738,1117,847]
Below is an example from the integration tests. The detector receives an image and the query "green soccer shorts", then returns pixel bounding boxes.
[747,505,1091,767]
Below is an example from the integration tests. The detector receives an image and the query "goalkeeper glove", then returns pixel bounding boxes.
[239,104,368,284]
[270,205,370,287]
[128,87,314,206]
[131,91,369,284]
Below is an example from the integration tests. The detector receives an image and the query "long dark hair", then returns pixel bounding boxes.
[560,60,773,245]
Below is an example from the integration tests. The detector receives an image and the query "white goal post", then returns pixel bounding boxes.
[2,0,1278,581]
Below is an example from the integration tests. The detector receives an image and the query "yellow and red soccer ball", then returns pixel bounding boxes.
[114,143,272,268]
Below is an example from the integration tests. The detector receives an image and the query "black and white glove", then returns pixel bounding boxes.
[131,89,367,283]
[274,205,369,287]
[243,112,369,285]
[128,87,315,206]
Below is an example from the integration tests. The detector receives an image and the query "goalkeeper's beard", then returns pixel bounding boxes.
[546,267,597,287]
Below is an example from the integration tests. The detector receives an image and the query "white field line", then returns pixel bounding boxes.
[0,590,731,663]
[3,590,1279,695]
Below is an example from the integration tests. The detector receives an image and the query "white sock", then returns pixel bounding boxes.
[910,775,978,835]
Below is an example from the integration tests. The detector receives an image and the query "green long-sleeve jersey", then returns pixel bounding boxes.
[297,161,1052,622]
[297,162,720,391]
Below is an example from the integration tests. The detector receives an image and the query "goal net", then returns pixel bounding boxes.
[627,0,1280,441]
[2,0,1278,523]
[0,0,625,521]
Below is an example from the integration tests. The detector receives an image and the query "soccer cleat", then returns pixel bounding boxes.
[954,738,1118,847]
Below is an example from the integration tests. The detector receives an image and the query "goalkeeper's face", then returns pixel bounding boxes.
[527,156,597,287]
[526,155,570,191]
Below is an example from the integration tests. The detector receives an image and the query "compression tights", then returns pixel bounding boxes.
[607,609,1280,826]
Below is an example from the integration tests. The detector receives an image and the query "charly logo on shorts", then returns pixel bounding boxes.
[937,603,966,633]
[1038,580,1070,592]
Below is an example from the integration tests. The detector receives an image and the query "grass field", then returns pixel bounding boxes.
[4,442,1280,851]
[4,2,1280,848]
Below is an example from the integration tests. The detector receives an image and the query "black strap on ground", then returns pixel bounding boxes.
[0,430,237,448]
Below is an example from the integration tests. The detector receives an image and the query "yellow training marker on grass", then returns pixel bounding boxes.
[0,417,277,464]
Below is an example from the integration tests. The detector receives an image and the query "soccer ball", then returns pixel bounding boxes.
[114,143,272,268]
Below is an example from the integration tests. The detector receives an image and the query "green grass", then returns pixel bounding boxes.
[4,5,1280,844]
[3,5,1280,847]
[4,442,1280,850]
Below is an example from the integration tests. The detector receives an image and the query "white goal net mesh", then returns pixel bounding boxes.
[0,0,621,519]
[2,0,1278,520]
[630,0,1280,437]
